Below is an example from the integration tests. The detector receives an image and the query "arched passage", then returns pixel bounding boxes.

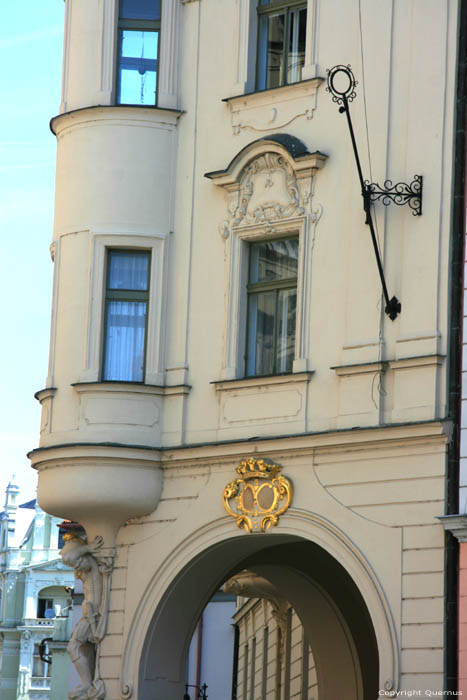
[137,534,379,700]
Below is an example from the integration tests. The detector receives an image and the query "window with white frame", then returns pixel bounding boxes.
[37,597,55,619]
[102,250,151,382]
[32,643,51,680]
[117,0,161,105]
[256,0,307,91]
[246,237,298,376]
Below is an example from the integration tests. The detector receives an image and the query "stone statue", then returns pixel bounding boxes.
[60,530,114,700]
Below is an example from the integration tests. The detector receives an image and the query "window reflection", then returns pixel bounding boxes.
[257,3,307,91]
[118,30,158,105]
[246,238,298,376]
[117,0,160,105]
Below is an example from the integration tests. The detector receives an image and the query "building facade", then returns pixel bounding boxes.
[29,0,466,698]
[0,480,74,700]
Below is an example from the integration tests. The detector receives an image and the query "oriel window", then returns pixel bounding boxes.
[102,250,150,382]
[246,237,298,376]
[257,0,307,91]
[117,0,161,105]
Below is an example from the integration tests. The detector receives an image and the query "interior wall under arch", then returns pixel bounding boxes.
[138,536,378,700]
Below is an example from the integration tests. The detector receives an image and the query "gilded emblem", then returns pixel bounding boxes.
[222,458,293,533]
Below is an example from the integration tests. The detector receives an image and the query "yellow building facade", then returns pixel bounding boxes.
[29,1,465,697]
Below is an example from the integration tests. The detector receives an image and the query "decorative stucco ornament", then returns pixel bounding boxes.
[224,570,289,657]
[222,458,293,532]
[60,533,114,700]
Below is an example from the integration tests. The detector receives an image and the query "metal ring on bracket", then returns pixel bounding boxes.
[326,64,358,104]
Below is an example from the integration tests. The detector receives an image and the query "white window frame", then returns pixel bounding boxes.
[232,0,319,96]
[79,231,168,386]
[115,4,161,107]
[207,140,326,382]
[245,234,301,376]
[63,0,182,110]
[225,217,309,380]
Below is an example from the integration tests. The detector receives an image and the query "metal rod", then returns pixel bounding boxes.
[342,94,366,191]
[341,95,398,317]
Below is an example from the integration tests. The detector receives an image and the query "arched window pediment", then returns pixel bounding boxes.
[205,135,327,238]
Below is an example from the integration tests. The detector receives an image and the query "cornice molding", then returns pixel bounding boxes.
[437,514,467,542]
[28,420,452,471]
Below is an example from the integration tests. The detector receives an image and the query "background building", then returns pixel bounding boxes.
[0,478,74,700]
[29,0,466,697]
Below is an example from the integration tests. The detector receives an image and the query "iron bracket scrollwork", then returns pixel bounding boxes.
[326,63,426,320]
[366,175,423,216]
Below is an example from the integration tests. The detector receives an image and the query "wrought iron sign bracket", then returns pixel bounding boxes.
[326,64,423,320]
[366,175,423,217]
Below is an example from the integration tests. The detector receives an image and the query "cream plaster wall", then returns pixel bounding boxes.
[29,0,461,697]
[35,0,457,449]
[234,599,319,700]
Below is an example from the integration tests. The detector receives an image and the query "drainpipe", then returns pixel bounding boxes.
[445,0,467,690]
[195,613,203,694]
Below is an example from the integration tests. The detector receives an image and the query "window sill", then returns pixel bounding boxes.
[222,77,323,104]
[222,78,323,135]
[71,381,191,397]
[211,371,314,392]
[50,104,184,136]
[330,354,445,376]
[34,387,57,403]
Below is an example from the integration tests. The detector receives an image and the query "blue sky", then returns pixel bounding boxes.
[0,2,64,503]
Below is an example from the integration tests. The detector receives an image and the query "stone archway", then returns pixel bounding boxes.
[134,534,380,700]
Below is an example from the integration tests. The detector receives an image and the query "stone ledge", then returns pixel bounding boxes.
[437,514,467,542]
[34,387,57,403]
[222,78,323,107]
[72,381,191,397]
[212,371,314,392]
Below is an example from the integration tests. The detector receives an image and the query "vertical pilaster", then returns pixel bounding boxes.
[158,0,181,108]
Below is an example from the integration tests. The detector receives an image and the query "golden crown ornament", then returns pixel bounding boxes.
[222,458,293,533]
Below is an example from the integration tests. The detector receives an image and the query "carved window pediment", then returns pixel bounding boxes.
[205,136,327,386]
[205,136,327,238]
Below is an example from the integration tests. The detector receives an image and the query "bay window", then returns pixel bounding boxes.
[102,250,150,382]
[257,0,307,91]
[117,0,161,105]
[246,237,298,376]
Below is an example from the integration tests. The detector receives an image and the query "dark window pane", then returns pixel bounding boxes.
[120,0,160,21]
[264,13,285,89]
[249,239,299,283]
[103,301,147,381]
[107,251,149,291]
[257,15,269,90]
[257,4,307,90]
[277,288,296,372]
[117,30,158,105]
[287,7,306,84]
[247,291,276,376]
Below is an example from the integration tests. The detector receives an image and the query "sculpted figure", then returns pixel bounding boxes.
[60,530,113,700]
